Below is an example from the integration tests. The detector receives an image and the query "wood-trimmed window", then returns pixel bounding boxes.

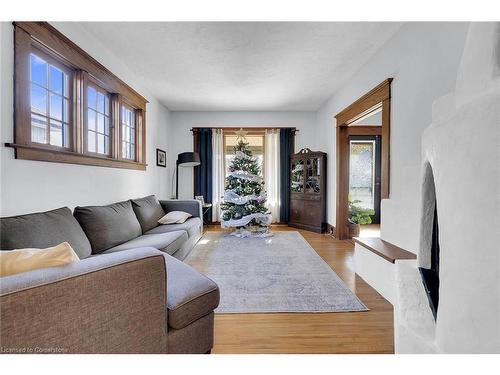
[8,22,148,170]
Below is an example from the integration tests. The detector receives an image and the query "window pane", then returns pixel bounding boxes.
[105,96,110,115]
[104,135,109,154]
[129,111,135,128]
[50,93,63,121]
[97,113,105,133]
[64,74,69,98]
[88,131,96,152]
[122,141,127,158]
[31,83,47,115]
[97,134,105,154]
[97,92,105,113]
[130,128,135,143]
[87,109,96,131]
[64,124,70,147]
[31,113,47,144]
[87,87,96,109]
[63,98,70,122]
[50,120,63,147]
[49,65,63,95]
[30,54,47,87]
[129,143,134,159]
[104,117,109,135]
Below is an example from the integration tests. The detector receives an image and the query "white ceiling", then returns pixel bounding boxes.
[79,22,402,111]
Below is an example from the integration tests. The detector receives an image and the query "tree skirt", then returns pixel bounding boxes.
[220,212,272,228]
[184,231,368,313]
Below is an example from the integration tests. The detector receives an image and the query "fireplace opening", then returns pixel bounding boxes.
[419,204,440,320]
[419,162,440,321]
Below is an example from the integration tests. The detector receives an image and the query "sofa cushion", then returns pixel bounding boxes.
[0,207,92,259]
[74,200,142,254]
[146,217,202,238]
[164,254,219,330]
[131,195,166,233]
[103,231,188,256]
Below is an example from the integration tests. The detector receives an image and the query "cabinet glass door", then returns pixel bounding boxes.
[291,159,304,193]
[306,157,321,193]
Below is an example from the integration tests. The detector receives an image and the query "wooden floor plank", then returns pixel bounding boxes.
[204,225,394,354]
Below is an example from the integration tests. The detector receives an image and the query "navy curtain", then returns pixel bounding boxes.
[194,128,212,222]
[279,128,294,223]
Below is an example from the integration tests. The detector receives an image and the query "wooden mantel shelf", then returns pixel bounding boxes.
[353,237,416,264]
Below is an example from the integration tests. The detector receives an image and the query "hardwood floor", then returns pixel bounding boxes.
[205,225,394,354]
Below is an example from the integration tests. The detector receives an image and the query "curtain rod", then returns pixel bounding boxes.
[190,127,298,132]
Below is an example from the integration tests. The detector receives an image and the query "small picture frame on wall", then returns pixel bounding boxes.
[156,148,167,167]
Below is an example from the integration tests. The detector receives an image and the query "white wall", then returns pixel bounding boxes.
[315,22,469,252]
[396,23,500,353]
[0,22,173,216]
[169,111,316,199]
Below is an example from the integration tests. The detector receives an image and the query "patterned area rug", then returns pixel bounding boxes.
[184,231,368,313]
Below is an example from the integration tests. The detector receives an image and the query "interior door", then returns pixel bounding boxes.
[348,135,382,224]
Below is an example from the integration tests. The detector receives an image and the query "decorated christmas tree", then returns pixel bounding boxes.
[220,133,272,237]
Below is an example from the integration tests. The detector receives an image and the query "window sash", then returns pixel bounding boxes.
[28,47,74,150]
[85,80,112,157]
[120,104,136,161]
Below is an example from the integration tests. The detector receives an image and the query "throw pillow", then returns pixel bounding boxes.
[158,211,192,225]
[0,242,80,277]
[131,195,166,233]
[74,200,142,254]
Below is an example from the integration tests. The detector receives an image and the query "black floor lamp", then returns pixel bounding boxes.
[176,152,201,199]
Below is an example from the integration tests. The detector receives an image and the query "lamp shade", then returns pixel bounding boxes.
[177,152,200,167]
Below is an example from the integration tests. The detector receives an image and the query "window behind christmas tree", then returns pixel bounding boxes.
[224,132,265,178]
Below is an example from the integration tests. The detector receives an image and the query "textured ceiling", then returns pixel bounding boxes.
[79,22,402,111]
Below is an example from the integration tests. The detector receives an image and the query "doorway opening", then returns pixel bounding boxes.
[335,79,392,240]
[349,134,381,225]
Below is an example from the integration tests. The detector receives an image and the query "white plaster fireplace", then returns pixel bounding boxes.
[394,23,500,353]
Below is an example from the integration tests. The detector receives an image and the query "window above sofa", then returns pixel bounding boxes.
[7,22,148,170]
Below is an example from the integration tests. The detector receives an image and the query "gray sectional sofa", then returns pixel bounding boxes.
[0,196,219,354]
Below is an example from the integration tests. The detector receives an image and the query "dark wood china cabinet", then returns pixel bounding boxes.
[289,148,327,233]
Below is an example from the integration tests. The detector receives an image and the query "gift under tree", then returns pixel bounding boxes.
[220,135,272,237]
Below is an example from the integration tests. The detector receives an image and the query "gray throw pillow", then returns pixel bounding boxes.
[0,207,92,259]
[131,195,166,233]
[74,200,142,254]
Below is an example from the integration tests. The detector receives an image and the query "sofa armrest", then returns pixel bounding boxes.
[160,199,202,219]
[0,248,167,354]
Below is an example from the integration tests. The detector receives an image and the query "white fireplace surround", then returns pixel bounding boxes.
[395,23,500,353]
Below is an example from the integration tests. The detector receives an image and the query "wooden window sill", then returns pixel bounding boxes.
[353,237,416,263]
[5,143,147,170]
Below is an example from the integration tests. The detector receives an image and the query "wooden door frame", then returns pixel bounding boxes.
[334,78,392,240]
